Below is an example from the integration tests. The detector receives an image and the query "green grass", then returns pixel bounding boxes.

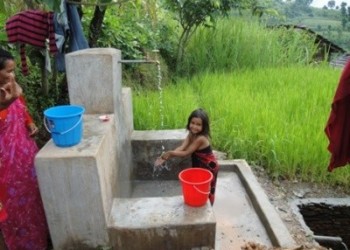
[133,65,350,187]
[132,17,350,187]
[177,18,318,76]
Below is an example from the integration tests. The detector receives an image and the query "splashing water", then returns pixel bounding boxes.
[152,162,171,178]
[157,62,164,131]
[152,53,171,176]
[154,52,166,156]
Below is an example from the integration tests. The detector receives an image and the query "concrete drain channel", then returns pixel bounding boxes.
[291,198,350,250]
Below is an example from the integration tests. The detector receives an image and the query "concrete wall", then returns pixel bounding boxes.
[35,48,133,249]
[65,48,122,115]
[35,115,117,249]
[131,129,191,180]
[66,48,134,197]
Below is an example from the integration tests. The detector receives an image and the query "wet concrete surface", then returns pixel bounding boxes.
[213,171,271,249]
[132,160,294,249]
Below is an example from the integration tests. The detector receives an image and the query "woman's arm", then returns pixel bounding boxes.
[19,95,38,137]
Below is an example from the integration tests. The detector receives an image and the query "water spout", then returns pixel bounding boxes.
[119,59,160,65]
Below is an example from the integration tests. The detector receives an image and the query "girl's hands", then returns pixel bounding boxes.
[154,157,166,167]
[154,152,170,166]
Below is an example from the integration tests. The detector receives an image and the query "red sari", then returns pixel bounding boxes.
[0,98,48,250]
[325,61,350,171]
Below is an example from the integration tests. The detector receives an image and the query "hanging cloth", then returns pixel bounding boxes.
[325,61,350,171]
[54,0,89,72]
[5,10,58,75]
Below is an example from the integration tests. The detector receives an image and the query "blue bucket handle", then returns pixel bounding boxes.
[44,115,83,135]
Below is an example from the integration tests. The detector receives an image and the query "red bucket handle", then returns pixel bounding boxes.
[193,185,210,195]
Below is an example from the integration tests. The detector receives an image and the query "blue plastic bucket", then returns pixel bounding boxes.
[44,105,85,147]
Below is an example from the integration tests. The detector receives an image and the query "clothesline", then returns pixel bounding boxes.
[66,0,128,6]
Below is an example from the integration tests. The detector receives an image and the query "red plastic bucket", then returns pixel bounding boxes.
[178,168,213,207]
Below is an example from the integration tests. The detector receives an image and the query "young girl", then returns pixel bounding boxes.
[155,108,219,205]
[0,48,48,249]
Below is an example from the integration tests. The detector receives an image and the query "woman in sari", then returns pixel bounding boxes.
[0,48,48,250]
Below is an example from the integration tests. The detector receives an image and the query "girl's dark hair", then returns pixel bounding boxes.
[0,48,14,70]
[186,108,210,137]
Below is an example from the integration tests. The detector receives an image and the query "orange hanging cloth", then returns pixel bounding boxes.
[325,61,350,171]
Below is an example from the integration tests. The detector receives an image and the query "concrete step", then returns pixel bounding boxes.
[127,160,296,249]
[108,196,216,250]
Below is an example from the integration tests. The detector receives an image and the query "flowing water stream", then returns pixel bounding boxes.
[152,54,171,177]
[119,55,170,177]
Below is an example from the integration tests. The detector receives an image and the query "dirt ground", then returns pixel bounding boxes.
[250,165,350,250]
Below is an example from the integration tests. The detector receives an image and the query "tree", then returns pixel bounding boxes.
[163,0,237,70]
[340,2,347,28]
[295,0,313,6]
[88,3,108,48]
[327,0,336,9]
[285,0,313,18]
